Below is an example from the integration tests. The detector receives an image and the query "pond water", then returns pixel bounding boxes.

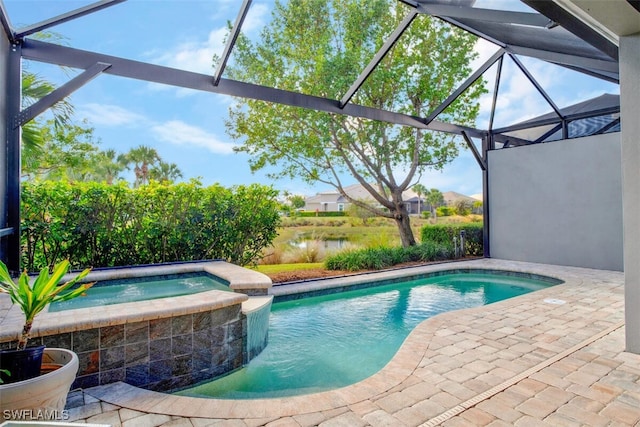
[291,238,348,251]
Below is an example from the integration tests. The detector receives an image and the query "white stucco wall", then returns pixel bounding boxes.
[620,33,640,352]
[488,133,623,271]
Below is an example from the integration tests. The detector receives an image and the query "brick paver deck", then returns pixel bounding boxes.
[62,259,640,426]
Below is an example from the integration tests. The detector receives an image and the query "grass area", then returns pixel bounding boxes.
[253,263,324,274]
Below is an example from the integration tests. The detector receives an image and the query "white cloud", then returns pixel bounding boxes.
[79,103,235,155]
[470,38,501,70]
[243,3,270,34]
[148,27,226,75]
[150,120,237,154]
[79,103,148,127]
[479,56,571,128]
[147,3,269,76]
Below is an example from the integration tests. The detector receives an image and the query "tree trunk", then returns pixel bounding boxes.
[17,321,33,350]
[394,210,416,247]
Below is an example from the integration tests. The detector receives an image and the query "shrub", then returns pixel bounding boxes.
[324,242,453,271]
[21,180,281,271]
[436,206,454,216]
[285,240,326,263]
[453,200,472,216]
[420,223,483,256]
[259,246,285,265]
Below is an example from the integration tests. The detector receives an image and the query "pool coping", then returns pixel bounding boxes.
[269,262,563,302]
[0,261,271,342]
[78,258,627,420]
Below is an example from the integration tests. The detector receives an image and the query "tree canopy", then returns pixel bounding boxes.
[225,0,485,246]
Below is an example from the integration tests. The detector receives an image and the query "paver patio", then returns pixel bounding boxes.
[63,259,640,426]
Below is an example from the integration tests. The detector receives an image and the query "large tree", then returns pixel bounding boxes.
[226,0,485,246]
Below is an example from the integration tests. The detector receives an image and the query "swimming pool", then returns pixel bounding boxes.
[49,273,232,312]
[177,270,561,399]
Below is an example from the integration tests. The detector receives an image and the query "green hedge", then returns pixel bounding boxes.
[21,180,281,272]
[420,222,483,256]
[324,242,454,271]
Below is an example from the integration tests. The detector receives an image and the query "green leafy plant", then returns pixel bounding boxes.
[436,206,455,217]
[421,223,484,256]
[0,368,9,384]
[0,260,93,350]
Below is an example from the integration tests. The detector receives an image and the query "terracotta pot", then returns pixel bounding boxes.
[0,348,79,413]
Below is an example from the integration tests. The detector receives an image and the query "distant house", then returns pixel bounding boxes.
[303,191,349,213]
[404,195,426,215]
[442,191,479,206]
[304,183,442,214]
[304,183,376,213]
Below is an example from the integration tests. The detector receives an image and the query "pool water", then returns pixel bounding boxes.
[49,274,231,312]
[177,272,557,399]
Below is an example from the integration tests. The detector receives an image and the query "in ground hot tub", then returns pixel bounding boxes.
[0,261,272,391]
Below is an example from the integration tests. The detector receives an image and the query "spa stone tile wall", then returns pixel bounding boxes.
[1,305,245,392]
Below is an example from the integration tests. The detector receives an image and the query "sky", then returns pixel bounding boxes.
[4,0,619,198]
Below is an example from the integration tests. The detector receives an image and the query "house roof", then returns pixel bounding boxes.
[442,191,478,205]
[496,93,620,145]
[427,4,618,82]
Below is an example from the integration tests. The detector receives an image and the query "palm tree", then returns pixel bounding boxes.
[149,161,183,183]
[91,149,127,184]
[123,145,160,187]
[21,31,74,159]
[426,189,445,221]
[21,71,74,159]
[413,183,428,215]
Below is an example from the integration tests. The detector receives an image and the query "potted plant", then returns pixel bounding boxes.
[0,260,93,413]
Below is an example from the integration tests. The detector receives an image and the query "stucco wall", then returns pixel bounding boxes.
[488,133,623,271]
